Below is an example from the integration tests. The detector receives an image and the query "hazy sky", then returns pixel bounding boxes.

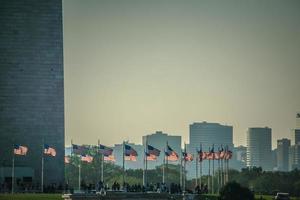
[63,0,300,148]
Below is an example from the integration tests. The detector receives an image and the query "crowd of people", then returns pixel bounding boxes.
[0,179,209,195]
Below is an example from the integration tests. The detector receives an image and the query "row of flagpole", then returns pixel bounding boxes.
[11,143,56,194]
[11,140,232,194]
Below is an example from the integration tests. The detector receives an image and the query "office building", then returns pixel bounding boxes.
[187,122,233,178]
[246,127,272,171]
[142,131,182,169]
[113,142,144,169]
[289,144,300,170]
[0,0,64,188]
[277,139,290,171]
[295,129,300,145]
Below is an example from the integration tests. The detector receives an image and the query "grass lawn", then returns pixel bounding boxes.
[0,194,62,200]
[200,194,300,200]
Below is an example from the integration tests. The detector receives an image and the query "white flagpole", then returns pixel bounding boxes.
[41,140,44,193]
[183,144,185,192]
[212,147,214,194]
[101,154,104,183]
[200,158,202,190]
[166,142,168,187]
[11,145,15,194]
[145,137,148,187]
[180,148,182,188]
[218,156,220,193]
[226,159,229,183]
[122,141,125,187]
[199,143,202,190]
[78,162,81,191]
[98,140,103,183]
[196,155,198,187]
[41,153,44,193]
[162,148,165,184]
[143,141,145,187]
[208,147,211,194]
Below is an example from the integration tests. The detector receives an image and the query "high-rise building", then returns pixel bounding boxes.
[246,127,272,171]
[142,131,182,169]
[187,122,233,178]
[296,112,300,129]
[0,0,64,188]
[289,144,300,170]
[277,139,291,171]
[295,129,300,145]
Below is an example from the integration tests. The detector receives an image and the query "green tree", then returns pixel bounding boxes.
[219,181,254,200]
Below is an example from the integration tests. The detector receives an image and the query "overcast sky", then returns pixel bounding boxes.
[63,0,300,148]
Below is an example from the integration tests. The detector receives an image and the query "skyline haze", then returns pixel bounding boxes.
[63,0,300,148]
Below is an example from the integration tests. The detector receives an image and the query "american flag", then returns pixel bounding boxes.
[104,155,116,162]
[44,144,56,157]
[183,152,193,161]
[72,144,88,155]
[214,151,220,160]
[14,144,28,156]
[225,150,233,160]
[198,148,208,161]
[146,152,157,161]
[147,145,160,156]
[81,154,93,163]
[124,144,138,156]
[125,155,137,161]
[207,147,215,160]
[64,156,70,164]
[219,147,225,159]
[165,145,179,161]
[99,144,113,156]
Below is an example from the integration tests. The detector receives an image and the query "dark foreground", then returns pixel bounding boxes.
[0,193,299,200]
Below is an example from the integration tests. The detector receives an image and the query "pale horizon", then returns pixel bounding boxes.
[63,0,300,149]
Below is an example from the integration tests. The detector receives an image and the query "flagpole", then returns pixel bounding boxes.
[200,158,202,190]
[183,143,186,193]
[98,140,104,183]
[11,145,14,194]
[180,149,182,188]
[224,146,228,184]
[166,141,168,188]
[221,157,223,187]
[78,162,81,191]
[145,137,148,188]
[162,148,165,184]
[41,139,44,193]
[199,143,202,190]
[41,152,44,193]
[122,141,125,187]
[196,154,198,187]
[212,145,214,194]
[218,155,220,193]
[143,140,145,187]
[226,158,229,184]
[208,147,211,194]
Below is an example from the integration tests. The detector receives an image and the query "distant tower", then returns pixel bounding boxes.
[277,139,291,171]
[0,0,64,186]
[296,112,300,129]
[295,129,300,145]
[247,127,272,171]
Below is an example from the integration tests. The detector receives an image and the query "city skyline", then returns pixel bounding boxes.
[64,0,300,148]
